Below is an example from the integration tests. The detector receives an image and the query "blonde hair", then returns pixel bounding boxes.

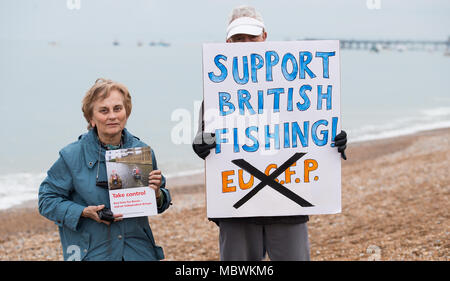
[82,78,132,130]
[228,5,264,24]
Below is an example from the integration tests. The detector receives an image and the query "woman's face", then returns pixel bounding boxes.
[90,90,128,142]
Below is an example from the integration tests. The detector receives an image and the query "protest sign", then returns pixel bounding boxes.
[202,40,341,218]
[105,146,157,218]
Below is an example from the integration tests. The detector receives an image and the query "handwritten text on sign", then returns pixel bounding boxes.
[203,40,341,218]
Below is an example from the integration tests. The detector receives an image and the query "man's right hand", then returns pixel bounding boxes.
[192,132,216,160]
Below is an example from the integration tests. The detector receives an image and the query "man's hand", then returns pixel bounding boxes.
[192,132,216,160]
[333,130,348,160]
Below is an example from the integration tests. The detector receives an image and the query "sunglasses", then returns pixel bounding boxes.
[96,179,108,189]
[95,135,124,189]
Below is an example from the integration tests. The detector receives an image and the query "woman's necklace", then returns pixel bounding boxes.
[95,128,124,151]
[100,140,123,150]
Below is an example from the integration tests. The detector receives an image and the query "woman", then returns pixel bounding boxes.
[38,78,171,261]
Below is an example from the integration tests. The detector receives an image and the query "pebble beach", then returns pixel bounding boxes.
[0,128,449,261]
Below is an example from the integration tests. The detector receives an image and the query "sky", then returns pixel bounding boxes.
[1,0,449,43]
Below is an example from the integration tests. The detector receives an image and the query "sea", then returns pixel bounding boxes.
[0,40,449,210]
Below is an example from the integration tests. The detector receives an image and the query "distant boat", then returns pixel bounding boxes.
[159,41,170,47]
[48,41,59,47]
[149,40,170,47]
[113,39,120,46]
[137,41,143,47]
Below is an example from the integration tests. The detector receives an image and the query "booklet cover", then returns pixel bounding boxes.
[105,146,158,218]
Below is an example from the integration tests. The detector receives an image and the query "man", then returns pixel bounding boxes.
[193,5,347,261]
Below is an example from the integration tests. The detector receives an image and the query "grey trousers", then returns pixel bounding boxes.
[219,221,310,261]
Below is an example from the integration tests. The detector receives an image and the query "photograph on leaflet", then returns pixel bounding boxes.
[105,146,153,190]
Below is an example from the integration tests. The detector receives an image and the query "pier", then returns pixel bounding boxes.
[303,37,450,53]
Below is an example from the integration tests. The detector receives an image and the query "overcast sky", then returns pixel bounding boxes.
[1,0,449,43]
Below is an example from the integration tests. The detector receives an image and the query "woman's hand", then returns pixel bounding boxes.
[148,170,162,199]
[81,205,123,225]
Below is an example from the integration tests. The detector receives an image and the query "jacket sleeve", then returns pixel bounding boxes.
[38,153,85,231]
[151,149,172,214]
[193,100,204,142]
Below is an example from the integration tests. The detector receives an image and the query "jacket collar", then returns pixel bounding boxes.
[81,128,137,169]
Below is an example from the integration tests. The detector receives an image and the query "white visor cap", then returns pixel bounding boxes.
[226,17,265,40]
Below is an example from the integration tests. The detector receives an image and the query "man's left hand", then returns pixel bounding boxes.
[333,130,348,160]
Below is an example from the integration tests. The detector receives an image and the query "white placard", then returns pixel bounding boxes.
[202,40,341,218]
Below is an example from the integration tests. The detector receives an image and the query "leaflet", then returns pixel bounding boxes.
[105,146,157,218]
